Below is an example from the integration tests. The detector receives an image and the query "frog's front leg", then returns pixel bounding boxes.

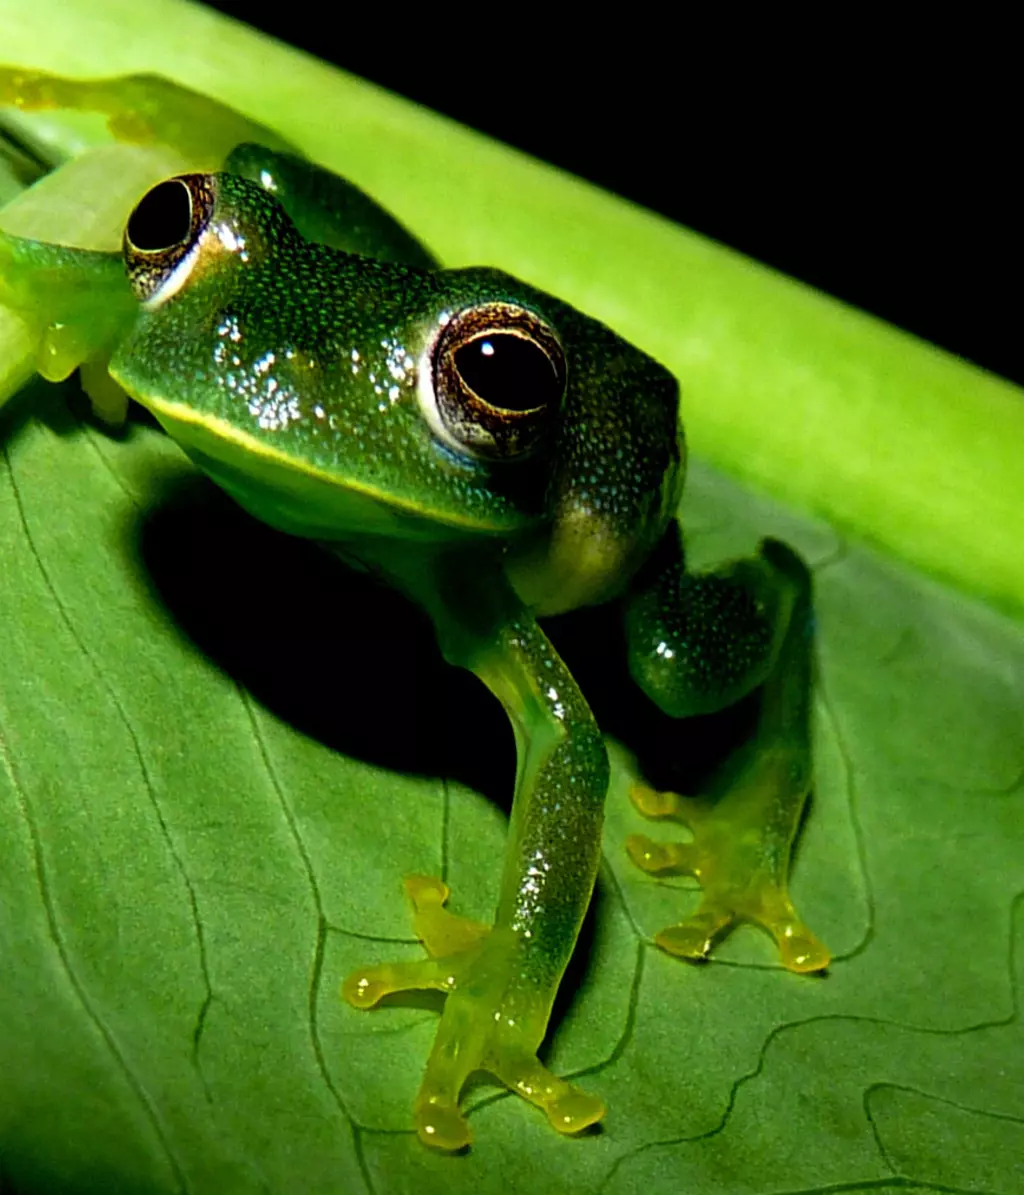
[1,63,276,416]
[624,529,829,973]
[343,562,607,1150]
[0,213,135,411]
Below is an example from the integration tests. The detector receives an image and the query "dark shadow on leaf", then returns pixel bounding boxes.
[0,1153,163,1195]
[27,378,92,439]
[133,469,758,808]
[134,470,515,806]
[0,376,52,442]
[132,469,760,878]
[2,376,159,443]
[373,989,446,1014]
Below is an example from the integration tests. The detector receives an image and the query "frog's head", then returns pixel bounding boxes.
[111,171,682,606]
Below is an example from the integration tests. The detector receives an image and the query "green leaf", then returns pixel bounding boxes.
[3,393,1022,1195]
[2,5,1023,1195]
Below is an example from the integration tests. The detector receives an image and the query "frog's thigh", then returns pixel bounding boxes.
[625,535,829,974]
[625,527,792,718]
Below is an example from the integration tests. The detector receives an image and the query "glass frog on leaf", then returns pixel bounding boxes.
[0,68,829,1151]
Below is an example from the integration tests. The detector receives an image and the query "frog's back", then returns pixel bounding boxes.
[225,144,439,270]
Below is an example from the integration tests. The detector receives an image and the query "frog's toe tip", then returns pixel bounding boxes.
[628,783,680,820]
[778,932,830,974]
[416,1099,472,1152]
[626,834,669,873]
[546,1090,606,1136]
[404,873,449,909]
[341,970,386,1009]
[654,924,711,961]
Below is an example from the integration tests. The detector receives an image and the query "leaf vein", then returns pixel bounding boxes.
[326,923,420,946]
[83,422,145,508]
[596,980,1024,1195]
[0,711,190,1195]
[868,1078,1024,1128]
[569,938,646,1082]
[2,442,195,1193]
[239,687,372,1192]
[3,439,217,1090]
[816,661,876,964]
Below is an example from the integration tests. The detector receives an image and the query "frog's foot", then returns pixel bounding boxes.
[625,783,829,974]
[342,875,605,1150]
[0,65,294,165]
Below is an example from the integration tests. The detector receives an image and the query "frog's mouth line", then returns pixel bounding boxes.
[126,388,528,540]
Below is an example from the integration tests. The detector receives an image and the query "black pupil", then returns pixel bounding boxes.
[454,333,560,412]
[127,180,192,251]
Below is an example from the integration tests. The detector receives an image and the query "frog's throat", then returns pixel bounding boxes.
[506,510,651,616]
[131,390,525,541]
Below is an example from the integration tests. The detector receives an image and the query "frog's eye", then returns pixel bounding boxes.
[420,302,566,460]
[123,174,216,308]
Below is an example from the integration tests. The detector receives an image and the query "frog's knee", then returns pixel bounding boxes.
[758,537,811,593]
[625,566,777,716]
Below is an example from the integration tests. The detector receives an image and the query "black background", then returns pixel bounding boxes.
[200,9,1019,389]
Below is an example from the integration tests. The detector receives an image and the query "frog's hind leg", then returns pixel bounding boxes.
[342,576,608,1151]
[624,533,830,974]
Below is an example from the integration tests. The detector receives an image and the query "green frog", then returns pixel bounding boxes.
[0,67,828,1151]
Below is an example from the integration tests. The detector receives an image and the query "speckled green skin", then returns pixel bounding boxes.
[0,68,829,1151]
[114,169,682,565]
